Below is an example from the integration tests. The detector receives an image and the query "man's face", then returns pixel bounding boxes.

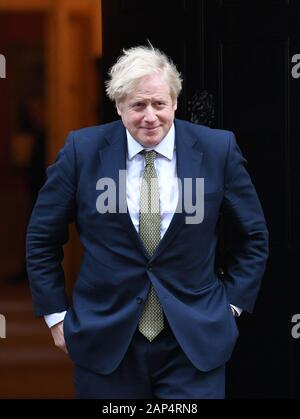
[116,73,177,148]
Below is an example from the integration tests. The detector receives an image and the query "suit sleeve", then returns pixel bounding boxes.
[222,132,269,313]
[26,132,77,316]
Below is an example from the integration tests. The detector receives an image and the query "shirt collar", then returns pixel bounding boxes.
[127,123,175,161]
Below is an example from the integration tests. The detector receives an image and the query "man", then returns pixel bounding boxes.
[26,45,269,399]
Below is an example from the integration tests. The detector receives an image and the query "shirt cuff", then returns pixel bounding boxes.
[44,311,67,328]
[230,304,243,317]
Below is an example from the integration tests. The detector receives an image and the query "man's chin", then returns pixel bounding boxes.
[140,129,164,145]
[140,136,162,147]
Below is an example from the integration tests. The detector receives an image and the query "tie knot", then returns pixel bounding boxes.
[142,150,157,167]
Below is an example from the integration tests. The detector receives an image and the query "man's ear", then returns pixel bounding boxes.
[116,102,122,116]
[173,100,178,111]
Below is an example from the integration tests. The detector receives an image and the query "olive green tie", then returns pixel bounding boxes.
[138,150,164,341]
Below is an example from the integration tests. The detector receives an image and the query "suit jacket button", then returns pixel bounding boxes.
[136,297,143,304]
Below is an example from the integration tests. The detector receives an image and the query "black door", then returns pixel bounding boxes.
[205,0,299,399]
[102,0,299,398]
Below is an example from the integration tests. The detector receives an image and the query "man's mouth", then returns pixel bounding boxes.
[143,126,160,131]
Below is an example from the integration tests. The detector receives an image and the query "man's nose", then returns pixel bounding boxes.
[144,106,157,123]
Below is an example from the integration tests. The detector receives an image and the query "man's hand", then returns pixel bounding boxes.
[50,321,68,354]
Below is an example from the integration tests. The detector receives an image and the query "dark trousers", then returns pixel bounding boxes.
[74,318,225,399]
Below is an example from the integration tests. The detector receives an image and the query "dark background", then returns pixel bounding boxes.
[102,0,300,398]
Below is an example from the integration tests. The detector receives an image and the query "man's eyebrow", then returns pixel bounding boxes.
[129,97,145,102]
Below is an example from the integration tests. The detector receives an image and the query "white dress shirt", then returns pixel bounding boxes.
[126,123,178,238]
[45,123,241,328]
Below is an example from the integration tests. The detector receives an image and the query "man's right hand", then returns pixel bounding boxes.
[50,321,68,354]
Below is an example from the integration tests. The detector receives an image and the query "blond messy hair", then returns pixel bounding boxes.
[105,45,182,104]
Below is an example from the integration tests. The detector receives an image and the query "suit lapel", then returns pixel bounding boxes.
[98,123,126,209]
[98,122,149,259]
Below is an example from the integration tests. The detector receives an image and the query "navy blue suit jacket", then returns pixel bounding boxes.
[26,119,269,374]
